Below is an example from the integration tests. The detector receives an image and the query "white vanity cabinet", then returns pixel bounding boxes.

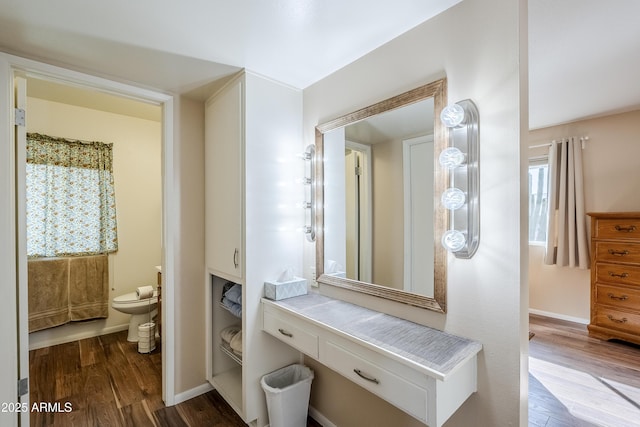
[204,71,303,426]
[262,294,482,427]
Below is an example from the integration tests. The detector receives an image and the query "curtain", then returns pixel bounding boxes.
[26,133,118,257]
[543,137,589,268]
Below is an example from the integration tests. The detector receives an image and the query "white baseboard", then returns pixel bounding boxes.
[174,382,214,405]
[28,324,129,350]
[529,308,589,325]
[309,406,337,427]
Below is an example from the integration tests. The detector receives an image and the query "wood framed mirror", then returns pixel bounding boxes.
[314,78,448,312]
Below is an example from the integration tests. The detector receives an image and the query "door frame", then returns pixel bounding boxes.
[1,52,177,424]
[345,140,372,283]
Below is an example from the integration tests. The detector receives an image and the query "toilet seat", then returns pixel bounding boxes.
[113,290,158,306]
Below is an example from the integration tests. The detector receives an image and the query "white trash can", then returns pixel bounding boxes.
[261,364,314,427]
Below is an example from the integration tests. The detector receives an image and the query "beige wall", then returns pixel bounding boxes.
[372,138,404,287]
[172,95,206,394]
[26,96,162,348]
[528,109,640,321]
[303,0,527,425]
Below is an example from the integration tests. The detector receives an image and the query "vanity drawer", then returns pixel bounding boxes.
[323,340,427,422]
[263,309,319,358]
[595,241,640,264]
[596,284,640,311]
[593,306,640,335]
[594,218,640,240]
[595,262,640,287]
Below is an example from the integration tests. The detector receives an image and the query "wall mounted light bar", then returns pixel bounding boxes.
[301,144,316,242]
[439,99,479,258]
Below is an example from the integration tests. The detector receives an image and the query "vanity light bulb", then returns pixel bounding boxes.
[442,230,467,252]
[440,103,465,128]
[439,147,466,169]
[441,188,466,210]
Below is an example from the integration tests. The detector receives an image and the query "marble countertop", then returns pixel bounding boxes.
[262,293,482,380]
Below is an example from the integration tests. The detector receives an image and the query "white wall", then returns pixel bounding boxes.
[528,109,640,322]
[302,0,527,425]
[25,96,162,348]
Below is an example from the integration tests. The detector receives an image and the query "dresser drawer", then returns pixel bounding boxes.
[596,284,640,311]
[323,340,427,422]
[595,262,640,287]
[263,309,319,358]
[594,241,640,264]
[594,218,640,240]
[593,306,640,335]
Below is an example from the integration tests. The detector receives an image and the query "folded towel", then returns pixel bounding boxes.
[229,330,242,357]
[222,296,242,317]
[224,284,242,305]
[220,325,241,344]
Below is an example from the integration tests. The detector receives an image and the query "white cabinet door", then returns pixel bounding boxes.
[205,78,243,280]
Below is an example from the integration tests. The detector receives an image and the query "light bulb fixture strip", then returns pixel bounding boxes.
[302,144,316,242]
[440,99,479,258]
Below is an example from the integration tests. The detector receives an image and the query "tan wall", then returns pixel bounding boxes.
[302,0,527,425]
[371,138,404,287]
[528,109,640,321]
[26,96,162,348]
[173,96,206,394]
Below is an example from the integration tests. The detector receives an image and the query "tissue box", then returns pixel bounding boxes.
[264,277,308,301]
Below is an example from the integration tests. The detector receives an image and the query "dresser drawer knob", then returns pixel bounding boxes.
[609,272,630,279]
[353,369,380,384]
[615,225,637,233]
[607,249,630,257]
[607,315,628,324]
[607,293,629,301]
[278,328,293,338]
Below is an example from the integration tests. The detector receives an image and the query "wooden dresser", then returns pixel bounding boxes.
[587,212,640,345]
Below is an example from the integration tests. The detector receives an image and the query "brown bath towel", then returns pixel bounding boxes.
[69,255,109,321]
[28,258,70,332]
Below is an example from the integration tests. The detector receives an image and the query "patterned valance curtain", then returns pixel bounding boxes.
[26,133,118,257]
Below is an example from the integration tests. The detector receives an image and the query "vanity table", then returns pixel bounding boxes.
[262,293,482,427]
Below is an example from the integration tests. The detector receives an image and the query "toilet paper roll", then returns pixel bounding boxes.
[136,285,154,300]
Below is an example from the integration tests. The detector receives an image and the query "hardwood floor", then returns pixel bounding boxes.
[29,331,320,427]
[34,316,639,426]
[529,314,640,427]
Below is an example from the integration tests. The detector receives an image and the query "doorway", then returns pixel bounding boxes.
[6,55,176,425]
[344,140,372,283]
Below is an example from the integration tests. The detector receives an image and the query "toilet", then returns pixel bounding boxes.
[112,290,158,342]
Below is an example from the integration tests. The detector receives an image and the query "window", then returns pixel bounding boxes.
[529,158,549,245]
[26,133,118,257]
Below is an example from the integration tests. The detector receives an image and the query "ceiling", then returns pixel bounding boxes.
[1,0,639,129]
[528,0,640,128]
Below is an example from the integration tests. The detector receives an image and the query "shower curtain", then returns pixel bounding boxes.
[543,137,589,268]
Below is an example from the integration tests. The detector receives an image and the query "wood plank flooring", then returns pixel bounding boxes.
[529,314,640,427]
[29,330,321,426]
[32,316,638,427]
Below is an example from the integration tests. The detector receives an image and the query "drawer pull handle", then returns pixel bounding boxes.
[607,315,628,324]
[278,328,293,338]
[609,272,629,279]
[607,293,629,301]
[608,249,630,257]
[353,369,379,384]
[615,225,637,233]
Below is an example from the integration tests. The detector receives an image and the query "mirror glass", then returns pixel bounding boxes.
[315,79,448,312]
